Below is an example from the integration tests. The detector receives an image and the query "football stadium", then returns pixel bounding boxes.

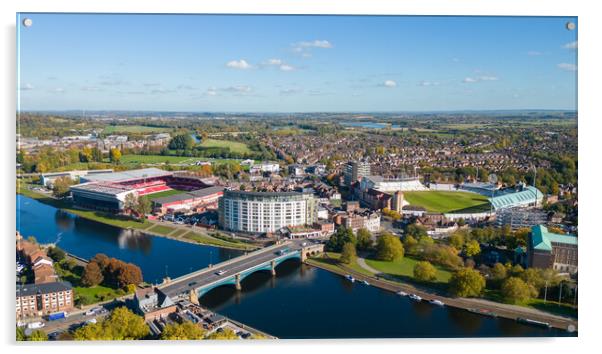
[69,168,221,213]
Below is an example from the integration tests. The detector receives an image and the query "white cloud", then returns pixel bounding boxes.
[279,64,295,72]
[223,85,252,93]
[463,76,498,83]
[19,83,34,91]
[265,58,283,66]
[557,63,577,72]
[383,80,397,88]
[226,59,252,70]
[418,81,440,87]
[298,40,332,48]
[563,41,578,50]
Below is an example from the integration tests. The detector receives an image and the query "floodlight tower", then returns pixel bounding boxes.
[488,173,498,215]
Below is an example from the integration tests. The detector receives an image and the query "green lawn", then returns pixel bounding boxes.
[53,260,124,305]
[171,228,188,237]
[147,189,186,200]
[403,191,490,213]
[365,256,452,284]
[199,138,252,154]
[147,224,177,235]
[182,231,256,250]
[119,154,193,164]
[103,125,172,134]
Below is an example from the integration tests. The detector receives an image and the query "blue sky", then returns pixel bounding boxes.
[17,14,577,112]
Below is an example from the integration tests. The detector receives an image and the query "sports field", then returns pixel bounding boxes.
[403,191,490,213]
[199,138,251,154]
[103,125,172,134]
[147,189,186,200]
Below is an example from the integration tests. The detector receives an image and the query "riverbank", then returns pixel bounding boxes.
[305,255,578,332]
[17,183,256,251]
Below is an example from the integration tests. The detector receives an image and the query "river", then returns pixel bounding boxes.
[16,194,575,338]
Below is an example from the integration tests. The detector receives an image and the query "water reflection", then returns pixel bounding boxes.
[447,308,483,334]
[117,229,153,254]
[54,210,75,231]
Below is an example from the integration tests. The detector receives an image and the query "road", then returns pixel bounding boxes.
[159,241,305,298]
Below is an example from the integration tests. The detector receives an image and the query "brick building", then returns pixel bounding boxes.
[527,225,578,274]
[16,281,74,319]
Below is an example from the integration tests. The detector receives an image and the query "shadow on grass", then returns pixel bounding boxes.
[380,273,450,295]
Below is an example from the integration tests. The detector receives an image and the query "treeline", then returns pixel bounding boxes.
[164,133,276,161]
[81,253,143,289]
[18,146,125,173]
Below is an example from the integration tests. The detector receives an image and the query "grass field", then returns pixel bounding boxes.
[365,256,452,284]
[403,191,490,213]
[119,154,193,164]
[181,231,256,250]
[147,189,186,200]
[147,224,177,235]
[199,138,252,154]
[103,125,172,134]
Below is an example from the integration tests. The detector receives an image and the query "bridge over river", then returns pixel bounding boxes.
[158,240,324,300]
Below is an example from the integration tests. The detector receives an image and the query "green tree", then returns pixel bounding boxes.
[160,322,205,340]
[465,240,481,257]
[501,277,532,304]
[47,246,66,262]
[356,228,372,251]
[413,261,437,282]
[16,326,26,341]
[79,147,93,163]
[339,242,357,264]
[326,227,356,252]
[405,223,428,239]
[168,134,195,150]
[376,233,404,261]
[134,196,152,218]
[109,148,122,163]
[490,262,508,282]
[91,147,104,162]
[28,330,48,341]
[449,267,486,297]
[73,307,148,340]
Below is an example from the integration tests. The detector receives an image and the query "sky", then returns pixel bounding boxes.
[17,14,578,112]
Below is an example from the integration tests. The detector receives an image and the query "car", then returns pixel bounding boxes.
[188,281,198,286]
[215,270,226,276]
[241,332,252,339]
[85,318,97,325]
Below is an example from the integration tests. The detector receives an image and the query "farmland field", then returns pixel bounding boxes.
[199,138,252,154]
[103,125,172,134]
[403,191,490,213]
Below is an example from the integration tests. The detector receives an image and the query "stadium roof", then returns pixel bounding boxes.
[70,182,132,195]
[488,186,543,210]
[531,225,577,251]
[152,186,225,205]
[82,168,172,183]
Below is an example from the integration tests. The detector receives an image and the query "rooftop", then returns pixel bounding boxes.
[531,225,577,252]
[489,186,543,210]
[82,168,172,183]
[17,281,73,297]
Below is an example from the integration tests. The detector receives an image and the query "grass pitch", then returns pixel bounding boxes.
[403,191,490,213]
[199,138,252,154]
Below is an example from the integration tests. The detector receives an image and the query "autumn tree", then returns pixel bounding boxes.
[81,262,104,287]
[206,328,239,340]
[52,176,75,198]
[449,231,465,251]
[134,196,152,218]
[449,267,486,297]
[79,147,93,163]
[465,240,481,257]
[376,233,404,261]
[109,148,122,163]
[413,261,437,282]
[73,307,148,340]
[160,322,205,340]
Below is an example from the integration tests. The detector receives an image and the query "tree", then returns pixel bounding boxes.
[168,134,195,150]
[414,261,437,282]
[449,267,486,297]
[465,240,481,257]
[402,235,418,254]
[326,227,356,252]
[501,277,532,304]
[47,246,66,262]
[134,196,152,218]
[115,263,143,288]
[16,326,26,341]
[339,242,357,264]
[490,262,508,282]
[81,262,104,287]
[79,147,93,163]
[124,193,137,213]
[28,330,48,341]
[356,228,372,251]
[109,148,122,163]
[74,307,148,340]
[52,176,75,198]
[91,147,103,162]
[376,233,404,261]
[160,322,205,340]
[405,223,428,239]
[449,232,465,250]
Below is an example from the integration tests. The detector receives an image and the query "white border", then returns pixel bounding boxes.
[2,1,601,354]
